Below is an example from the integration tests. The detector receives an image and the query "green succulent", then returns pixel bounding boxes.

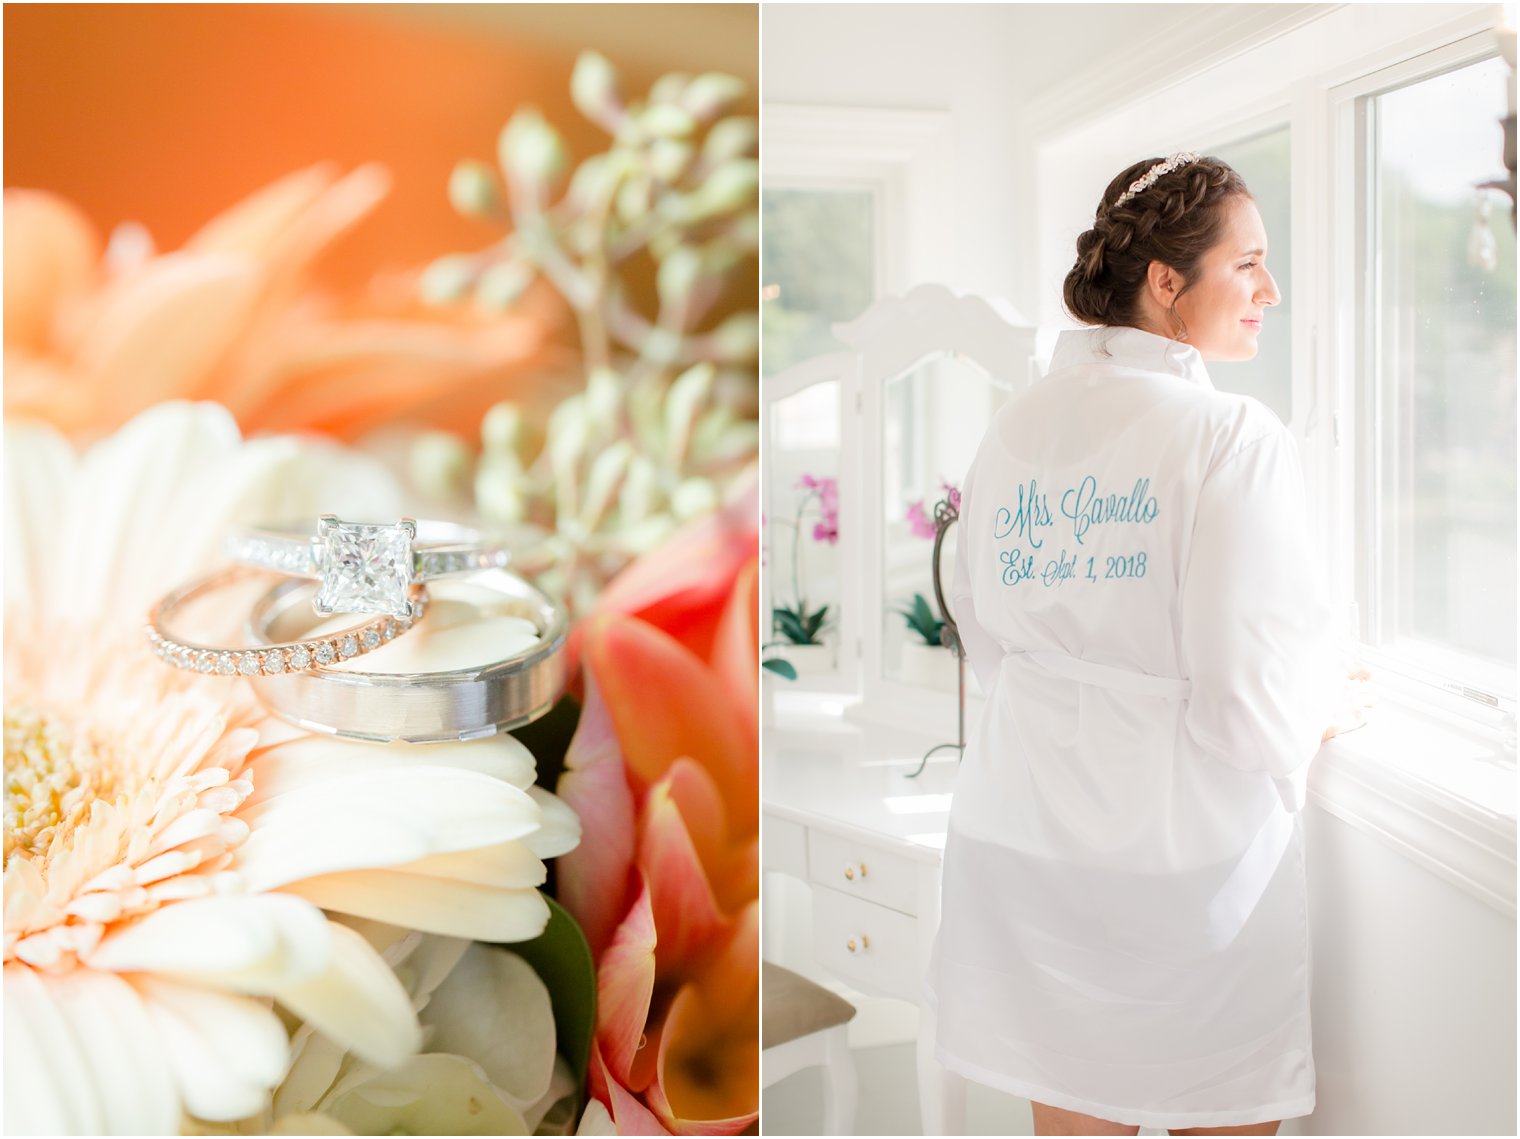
[422,51,759,616]
[896,593,946,647]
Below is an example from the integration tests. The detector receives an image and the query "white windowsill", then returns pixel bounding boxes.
[818,683,1518,918]
[1308,699,1516,918]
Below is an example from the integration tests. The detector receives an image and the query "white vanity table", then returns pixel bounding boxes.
[762,704,969,1133]
[762,285,1040,1134]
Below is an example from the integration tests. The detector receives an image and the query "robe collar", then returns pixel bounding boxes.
[1047,325,1213,389]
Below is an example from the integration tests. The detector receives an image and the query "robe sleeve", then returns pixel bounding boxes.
[950,461,1006,695]
[1179,425,1340,814]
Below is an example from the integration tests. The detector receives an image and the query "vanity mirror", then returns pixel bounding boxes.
[841,284,1043,728]
[762,352,859,693]
[760,284,1043,719]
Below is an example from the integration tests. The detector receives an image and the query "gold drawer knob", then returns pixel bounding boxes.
[845,934,870,955]
[843,862,869,882]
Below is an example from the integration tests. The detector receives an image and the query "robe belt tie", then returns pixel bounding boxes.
[1004,648,1191,700]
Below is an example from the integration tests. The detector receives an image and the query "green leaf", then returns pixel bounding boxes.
[763,658,798,680]
[801,603,829,641]
[772,608,809,644]
[510,897,596,1101]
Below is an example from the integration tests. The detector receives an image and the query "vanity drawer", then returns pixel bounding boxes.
[806,829,920,916]
[811,885,921,1003]
[762,814,808,878]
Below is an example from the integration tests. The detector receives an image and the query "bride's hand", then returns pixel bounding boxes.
[1322,663,1374,741]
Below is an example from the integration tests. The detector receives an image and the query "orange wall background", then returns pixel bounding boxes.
[4,3,759,292]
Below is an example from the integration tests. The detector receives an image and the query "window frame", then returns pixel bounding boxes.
[1328,31,1518,726]
[760,104,955,303]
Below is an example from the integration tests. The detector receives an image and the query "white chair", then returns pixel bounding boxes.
[762,961,859,1134]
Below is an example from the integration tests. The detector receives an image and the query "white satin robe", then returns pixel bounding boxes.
[925,325,1340,1130]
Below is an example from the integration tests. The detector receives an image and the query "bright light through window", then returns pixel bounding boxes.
[761,188,876,376]
[1365,55,1517,692]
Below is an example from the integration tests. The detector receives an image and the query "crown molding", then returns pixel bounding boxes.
[1021,4,1343,141]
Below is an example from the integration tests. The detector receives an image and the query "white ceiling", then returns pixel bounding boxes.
[761,4,1328,108]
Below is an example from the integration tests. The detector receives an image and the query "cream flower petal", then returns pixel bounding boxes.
[419,944,556,1106]
[4,961,179,1136]
[3,417,76,614]
[282,870,551,942]
[235,767,542,891]
[241,733,538,811]
[389,840,547,889]
[273,920,421,1070]
[85,894,330,989]
[33,401,400,623]
[133,974,290,1122]
[521,785,583,858]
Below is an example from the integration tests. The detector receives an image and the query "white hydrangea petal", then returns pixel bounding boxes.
[242,734,538,811]
[272,920,421,1070]
[3,417,76,614]
[134,975,290,1122]
[319,1053,530,1136]
[273,1026,348,1119]
[520,786,582,858]
[525,1055,578,1134]
[235,768,542,891]
[282,871,551,942]
[85,894,330,990]
[4,962,160,1136]
[269,1111,355,1135]
[575,1097,617,1136]
[421,944,556,1107]
[396,933,472,1011]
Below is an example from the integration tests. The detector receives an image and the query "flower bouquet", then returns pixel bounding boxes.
[4,37,757,1139]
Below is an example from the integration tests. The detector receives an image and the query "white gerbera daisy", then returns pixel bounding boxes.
[3,403,580,1134]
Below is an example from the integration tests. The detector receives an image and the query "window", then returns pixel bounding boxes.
[760,188,877,376]
[1356,53,1516,711]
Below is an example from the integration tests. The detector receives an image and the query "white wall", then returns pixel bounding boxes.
[764,4,1022,305]
[763,4,1187,314]
[761,4,1316,316]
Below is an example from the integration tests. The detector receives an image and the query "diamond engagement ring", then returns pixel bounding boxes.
[147,567,427,677]
[226,516,511,619]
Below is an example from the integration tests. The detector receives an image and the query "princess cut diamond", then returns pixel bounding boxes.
[313,517,416,618]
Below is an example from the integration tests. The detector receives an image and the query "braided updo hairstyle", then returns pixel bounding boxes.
[1063,155,1251,339]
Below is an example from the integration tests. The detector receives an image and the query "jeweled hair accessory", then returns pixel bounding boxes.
[1113,151,1202,208]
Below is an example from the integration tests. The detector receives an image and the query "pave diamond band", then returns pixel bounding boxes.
[147,567,426,677]
[226,517,510,619]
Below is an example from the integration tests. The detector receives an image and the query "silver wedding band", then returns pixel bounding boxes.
[245,569,568,743]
